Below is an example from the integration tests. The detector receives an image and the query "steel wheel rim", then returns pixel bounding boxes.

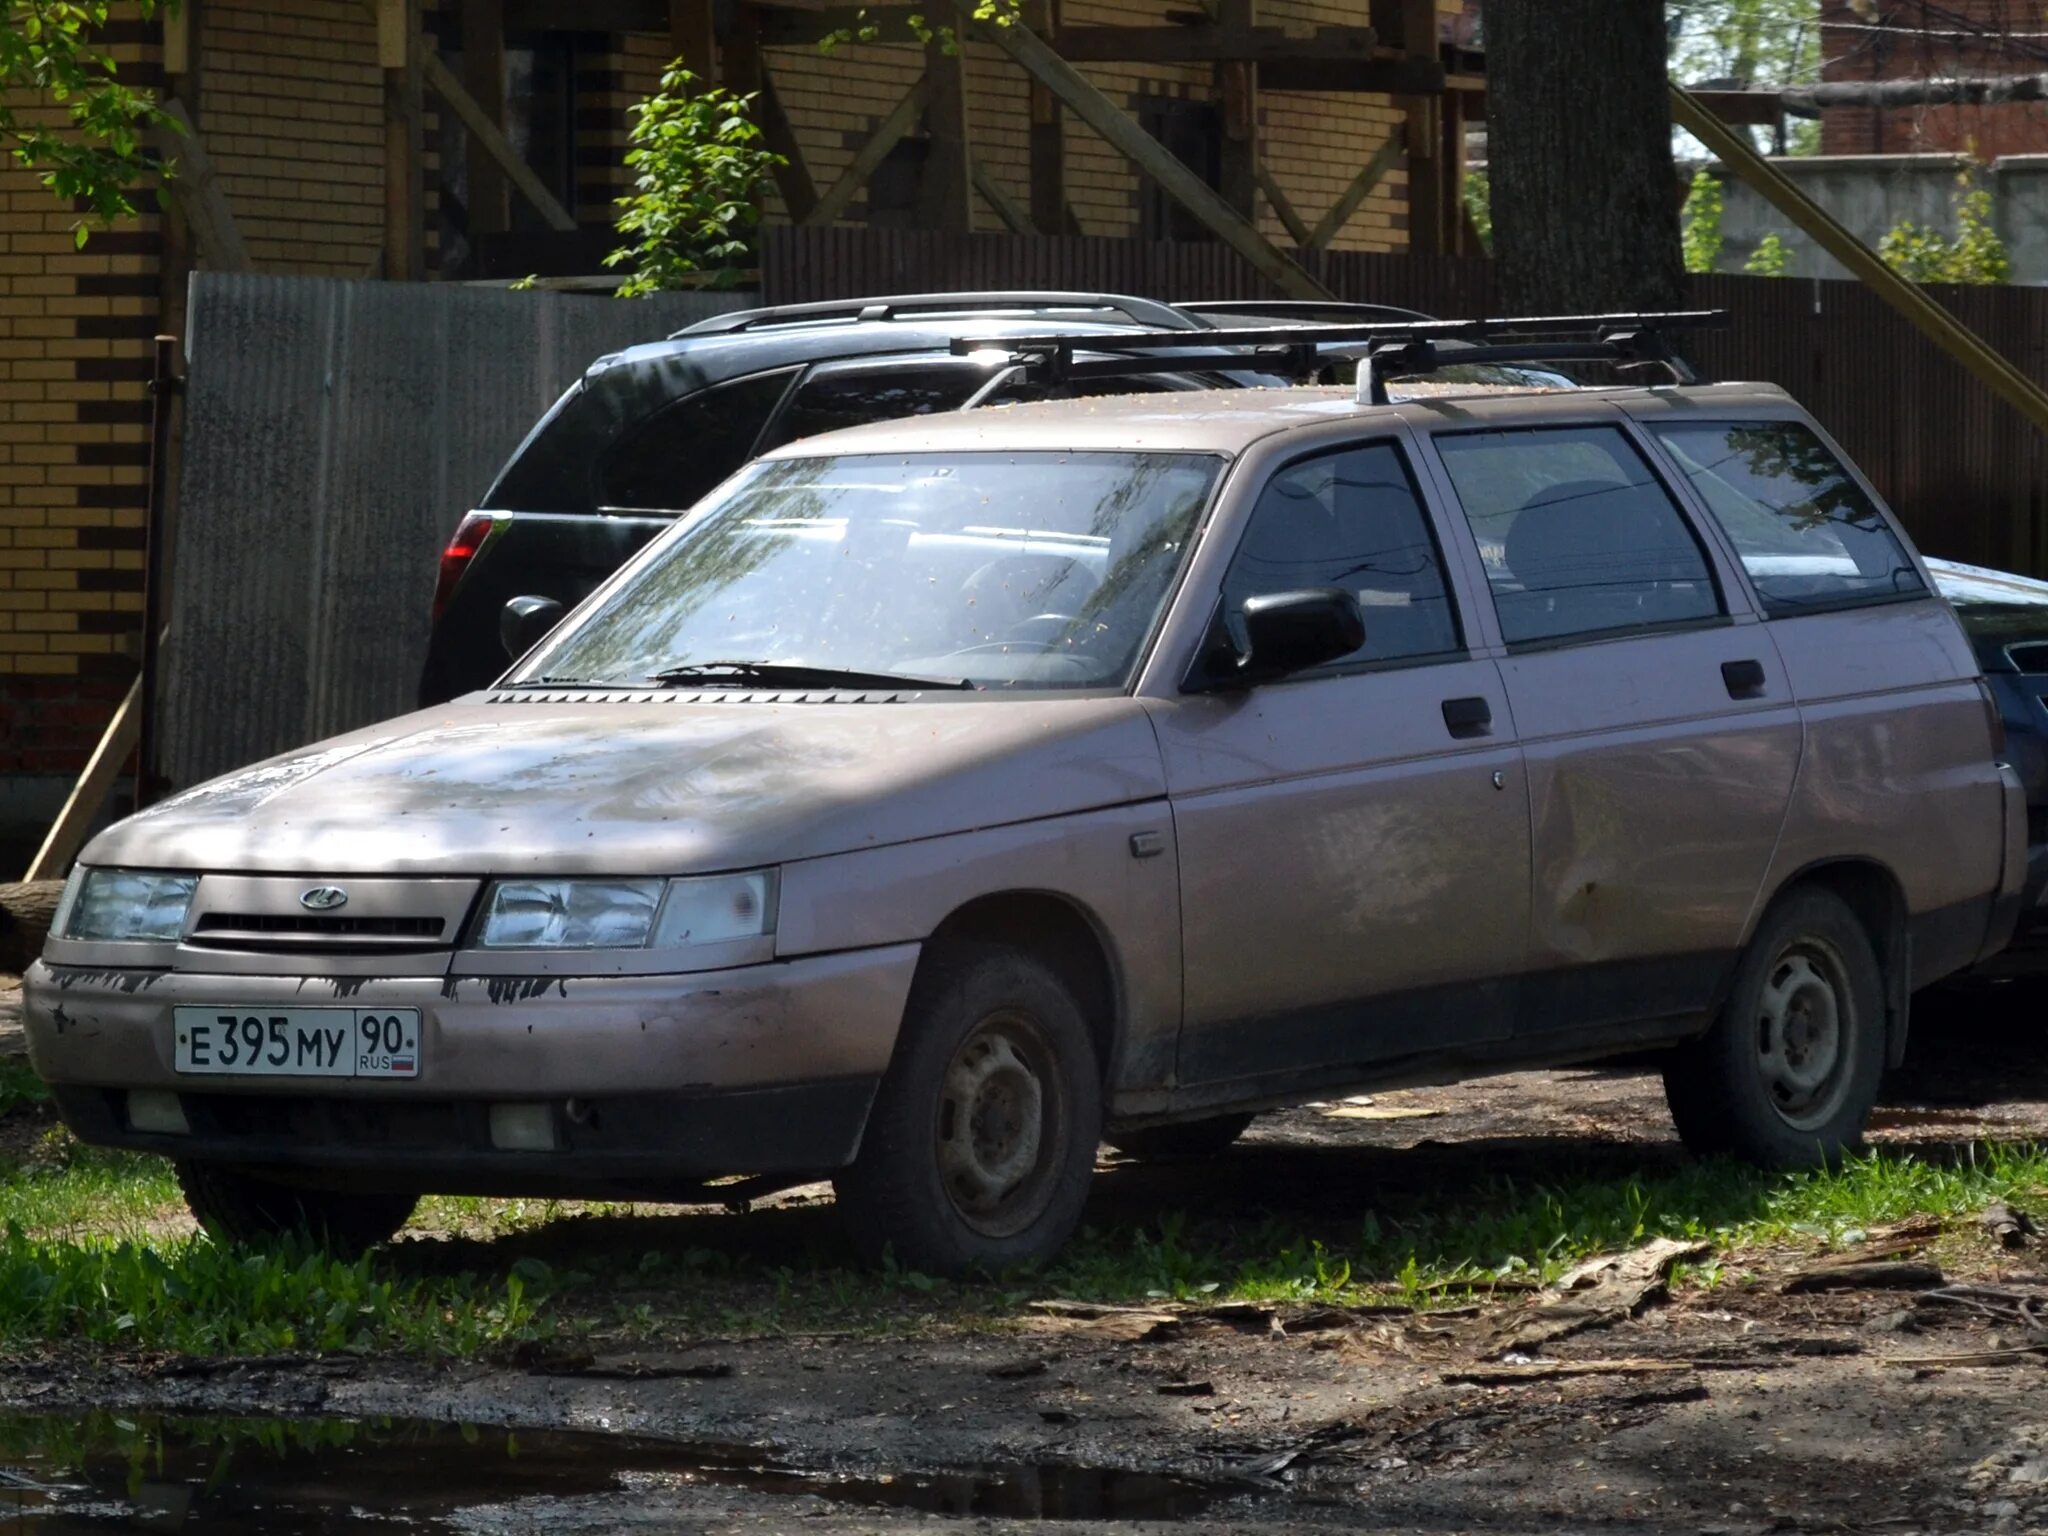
[1755,939,1853,1131]
[935,1010,1063,1239]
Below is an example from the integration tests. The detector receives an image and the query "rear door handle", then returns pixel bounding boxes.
[1442,696,1493,738]
[1721,659,1768,699]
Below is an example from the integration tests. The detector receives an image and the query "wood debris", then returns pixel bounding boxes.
[1982,1201,2041,1250]
[1480,1237,1710,1354]
[1780,1260,1945,1295]
[1442,1358,1697,1385]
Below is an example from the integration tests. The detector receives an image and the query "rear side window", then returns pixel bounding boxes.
[1651,420,1925,615]
[1222,441,1460,666]
[1436,425,1721,646]
[759,364,987,450]
[599,369,794,513]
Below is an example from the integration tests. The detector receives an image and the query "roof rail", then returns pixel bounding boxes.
[1176,299,1435,326]
[951,310,1729,403]
[670,291,1202,340]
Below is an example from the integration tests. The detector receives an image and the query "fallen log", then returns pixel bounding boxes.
[0,881,64,973]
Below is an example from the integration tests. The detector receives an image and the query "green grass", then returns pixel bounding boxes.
[1,1144,182,1240]
[0,1228,554,1355]
[1044,1142,2048,1307]
[0,1138,2042,1358]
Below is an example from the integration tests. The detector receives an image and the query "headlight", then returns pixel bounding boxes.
[474,871,777,951]
[59,868,198,943]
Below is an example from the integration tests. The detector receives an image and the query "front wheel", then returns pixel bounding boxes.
[178,1162,418,1253]
[835,943,1102,1276]
[1663,887,1886,1168]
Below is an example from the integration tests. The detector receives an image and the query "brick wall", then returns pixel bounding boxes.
[0,8,159,783]
[618,0,1456,250]
[0,0,426,796]
[1821,0,2048,159]
[200,0,388,272]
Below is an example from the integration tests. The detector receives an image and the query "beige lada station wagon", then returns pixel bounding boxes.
[23,313,2029,1275]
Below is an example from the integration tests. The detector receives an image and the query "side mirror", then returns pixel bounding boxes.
[500,595,565,661]
[1216,588,1365,687]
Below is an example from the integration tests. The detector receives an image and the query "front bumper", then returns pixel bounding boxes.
[21,945,919,1197]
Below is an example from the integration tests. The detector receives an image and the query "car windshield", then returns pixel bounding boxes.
[514,450,1223,692]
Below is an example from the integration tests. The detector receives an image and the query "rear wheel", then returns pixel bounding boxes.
[1108,1113,1255,1161]
[1663,887,1885,1168]
[835,942,1102,1277]
[178,1162,417,1253]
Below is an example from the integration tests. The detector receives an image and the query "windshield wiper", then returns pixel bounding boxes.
[648,660,976,691]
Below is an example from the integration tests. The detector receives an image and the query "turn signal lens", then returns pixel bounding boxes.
[652,870,779,948]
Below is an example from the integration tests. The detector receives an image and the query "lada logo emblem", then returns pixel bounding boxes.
[300,886,349,912]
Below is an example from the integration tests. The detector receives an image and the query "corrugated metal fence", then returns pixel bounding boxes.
[163,275,747,789]
[762,228,2048,578]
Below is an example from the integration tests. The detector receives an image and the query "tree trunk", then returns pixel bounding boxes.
[1484,0,1687,315]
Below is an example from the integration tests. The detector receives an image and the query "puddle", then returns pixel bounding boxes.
[0,1412,1228,1530]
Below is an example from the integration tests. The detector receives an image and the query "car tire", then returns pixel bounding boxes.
[834,942,1103,1277]
[1107,1113,1255,1161]
[1663,887,1886,1168]
[177,1162,418,1253]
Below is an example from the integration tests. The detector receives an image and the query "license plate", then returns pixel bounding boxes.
[173,1008,421,1079]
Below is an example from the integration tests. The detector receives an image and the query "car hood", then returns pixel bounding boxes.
[84,694,1167,876]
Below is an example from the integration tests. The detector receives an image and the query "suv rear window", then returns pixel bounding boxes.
[1651,420,1924,615]
[599,369,794,513]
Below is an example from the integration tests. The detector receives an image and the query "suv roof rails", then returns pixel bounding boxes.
[1177,299,1435,325]
[952,310,1729,404]
[671,291,1202,340]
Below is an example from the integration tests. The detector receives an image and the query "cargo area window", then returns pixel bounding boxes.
[1222,441,1460,667]
[1437,425,1722,646]
[1652,420,1925,615]
[597,369,796,513]
[758,363,990,451]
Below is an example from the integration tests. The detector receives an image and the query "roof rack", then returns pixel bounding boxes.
[950,310,1729,404]
[671,291,1201,340]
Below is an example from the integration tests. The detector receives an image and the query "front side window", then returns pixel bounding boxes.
[1221,441,1460,668]
[1652,420,1925,615]
[519,451,1222,692]
[598,369,795,513]
[1436,425,1722,646]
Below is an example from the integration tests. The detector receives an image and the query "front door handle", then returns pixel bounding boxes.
[1722,659,1768,699]
[1442,696,1493,738]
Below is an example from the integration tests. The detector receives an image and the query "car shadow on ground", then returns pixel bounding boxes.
[381,981,2048,1287]
[384,1130,1761,1290]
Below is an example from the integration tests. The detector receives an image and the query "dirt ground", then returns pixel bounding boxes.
[10,979,2048,1532]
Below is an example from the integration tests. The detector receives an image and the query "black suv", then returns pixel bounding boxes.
[420,291,1348,703]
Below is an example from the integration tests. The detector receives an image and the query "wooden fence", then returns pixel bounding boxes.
[761,228,2048,578]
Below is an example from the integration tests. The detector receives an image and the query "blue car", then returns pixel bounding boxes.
[1933,558,2048,971]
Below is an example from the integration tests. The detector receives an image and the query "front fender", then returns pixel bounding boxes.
[774,803,1183,1091]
